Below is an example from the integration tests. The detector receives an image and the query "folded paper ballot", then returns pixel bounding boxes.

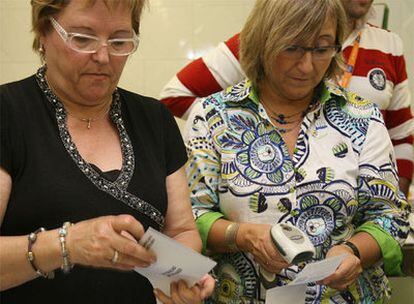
[134,227,216,297]
[290,254,346,285]
[266,254,346,303]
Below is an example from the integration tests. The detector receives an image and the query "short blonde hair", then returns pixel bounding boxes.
[240,0,347,87]
[31,0,147,55]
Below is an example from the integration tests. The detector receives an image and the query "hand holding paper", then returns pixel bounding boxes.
[134,228,216,298]
[290,254,346,285]
[266,255,347,304]
[154,274,215,304]
[318,244,363,291]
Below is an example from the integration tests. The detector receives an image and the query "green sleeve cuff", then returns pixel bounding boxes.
[195,212,224,253]
[355,222,404,276]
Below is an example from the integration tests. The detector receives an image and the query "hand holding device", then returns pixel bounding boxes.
[260,223,315,285]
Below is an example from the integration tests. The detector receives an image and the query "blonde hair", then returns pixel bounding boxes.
[240,0,347,87]
[31,0,147,56]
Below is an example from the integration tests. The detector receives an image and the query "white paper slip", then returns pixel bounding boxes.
[265,284,307,304]
[134,227,216,296]
[290,254,346,285]
[266,255,346,303]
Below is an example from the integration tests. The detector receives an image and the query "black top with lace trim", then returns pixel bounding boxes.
[0,68,187,303]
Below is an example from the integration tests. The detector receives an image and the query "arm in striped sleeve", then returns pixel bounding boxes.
[160,34,244,119]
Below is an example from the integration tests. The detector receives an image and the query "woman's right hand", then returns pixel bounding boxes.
[66,215,157,271]
[236,223,289,274]
[154,274,216,304]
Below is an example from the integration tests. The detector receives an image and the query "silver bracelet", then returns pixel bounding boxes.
[27,227,55,279]
[58,222,74,274]
[224,222,240,251]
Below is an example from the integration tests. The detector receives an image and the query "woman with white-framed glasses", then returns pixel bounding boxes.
[0,0,214,303]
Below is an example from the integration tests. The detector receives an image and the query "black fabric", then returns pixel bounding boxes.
[89,163,120,182]
[0,75,187,303]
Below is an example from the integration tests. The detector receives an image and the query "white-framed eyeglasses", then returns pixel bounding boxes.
[49,17,139,56]
[282,45,341,61]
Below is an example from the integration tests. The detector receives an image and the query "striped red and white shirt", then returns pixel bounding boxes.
[160,23,414,180]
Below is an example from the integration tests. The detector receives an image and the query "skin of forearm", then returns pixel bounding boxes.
[206,219,235,253]
[171,229,202,253]
[0,231,61,291]
[346,232,381,268]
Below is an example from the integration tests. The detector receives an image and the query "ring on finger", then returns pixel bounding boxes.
[111,250,120,264]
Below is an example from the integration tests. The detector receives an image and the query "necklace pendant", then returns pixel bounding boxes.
[87,119,91,129]
[276,118,287,125]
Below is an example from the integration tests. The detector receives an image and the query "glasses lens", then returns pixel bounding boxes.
[108,39,137,56]
[283,46,304,60]
[69,34,99,52]
[67,33,138,56]
[312,47,336,60]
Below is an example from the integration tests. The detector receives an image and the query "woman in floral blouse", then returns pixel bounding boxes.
[184,0,410,303]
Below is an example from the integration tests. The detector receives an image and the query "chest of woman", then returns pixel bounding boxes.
[1,99,168,236]
[213,110,361,236]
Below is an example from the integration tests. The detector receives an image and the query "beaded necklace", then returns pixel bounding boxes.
[261,94,319,134]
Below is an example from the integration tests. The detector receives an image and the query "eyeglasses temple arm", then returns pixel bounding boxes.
[50,17,68,41]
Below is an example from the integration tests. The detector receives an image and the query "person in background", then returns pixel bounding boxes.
[183,0,410,303]
[0,0,214,303]
[160,0,414,197]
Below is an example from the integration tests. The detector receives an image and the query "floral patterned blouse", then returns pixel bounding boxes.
[185,79,410,304]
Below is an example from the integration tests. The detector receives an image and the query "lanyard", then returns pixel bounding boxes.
[340,31,362,88]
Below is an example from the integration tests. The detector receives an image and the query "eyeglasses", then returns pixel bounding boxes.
[281,45,341,61]
[49,17,139,56]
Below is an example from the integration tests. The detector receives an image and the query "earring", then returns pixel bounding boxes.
[38,45,46,65]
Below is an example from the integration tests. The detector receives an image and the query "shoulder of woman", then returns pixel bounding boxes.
[1,75,37,99]
[324,82,377,114]
[323,82,383,130]
[1,75,40,113]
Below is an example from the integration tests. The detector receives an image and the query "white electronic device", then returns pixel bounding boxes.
[270,223,315,264]
[260,223,315,285]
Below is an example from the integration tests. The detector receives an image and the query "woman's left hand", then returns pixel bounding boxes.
[154,274,215,304]
[318,244,362,291]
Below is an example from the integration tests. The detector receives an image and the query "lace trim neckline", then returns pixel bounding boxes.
[35,66,165,229]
